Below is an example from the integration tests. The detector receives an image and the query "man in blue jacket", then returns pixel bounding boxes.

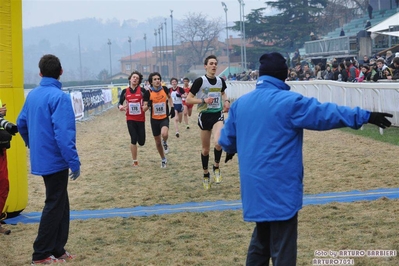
[218,52,392,266]
[17,54,81,265]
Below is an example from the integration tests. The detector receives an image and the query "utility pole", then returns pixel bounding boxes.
[144,34,148,75]
[78,35,83,81]
[238,0,244,72]
[242,0,247,71]
[164,18,169,77]
[107,39,112,80]
[128,36,132,73]
[158,25,163,73]
[170,10,176,77]
[154,29,158,72]
[221,2,230,78]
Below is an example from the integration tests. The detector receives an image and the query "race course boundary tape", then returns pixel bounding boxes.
[5,187,399,224]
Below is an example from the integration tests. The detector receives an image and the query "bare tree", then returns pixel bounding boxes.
[175,13,223,67]
[317,0,369,34]
[97,69,109,81]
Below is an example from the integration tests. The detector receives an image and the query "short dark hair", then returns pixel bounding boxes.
[361,65,369,70]
[393,57,399,65]
[39,54,62,79]
[170,77,178,83]
[332,63,338,69]
[148,72,161,86]
[376,58,385,64]
[204,55,217,65]
[183,77,190,82]
[128,71,143,84]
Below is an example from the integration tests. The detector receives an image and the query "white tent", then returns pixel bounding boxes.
[378,31,399,37]
[367,12,399,39]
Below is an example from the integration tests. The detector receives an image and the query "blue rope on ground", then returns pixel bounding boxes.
[5,187,399,225]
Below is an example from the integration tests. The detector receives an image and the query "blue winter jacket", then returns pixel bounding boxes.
[17,77,80,175]
[219,75,370,222]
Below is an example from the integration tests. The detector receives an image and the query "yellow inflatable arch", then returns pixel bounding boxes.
[0,0,28,217]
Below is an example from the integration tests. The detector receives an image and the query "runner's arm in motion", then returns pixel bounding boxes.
[221,78,230,110]
[118,89,127,111]
[142,90,150,112]
[186,92,213,105]
[221,91,230,110]
[186,78,213,105]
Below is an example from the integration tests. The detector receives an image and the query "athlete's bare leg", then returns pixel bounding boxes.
[154,135,165,159]
[212,121,224,168]
[200,129,212,174]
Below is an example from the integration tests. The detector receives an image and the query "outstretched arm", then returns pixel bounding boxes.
[368,112,393,128]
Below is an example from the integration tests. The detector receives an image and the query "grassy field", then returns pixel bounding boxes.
[339,124,399,146]
[1,107,398,265]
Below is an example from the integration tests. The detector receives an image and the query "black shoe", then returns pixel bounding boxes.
[0,225,11,235]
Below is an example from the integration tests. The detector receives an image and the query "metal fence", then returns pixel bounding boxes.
[225,80,399,127]
[25,81,398,127]
[304,36,358,57]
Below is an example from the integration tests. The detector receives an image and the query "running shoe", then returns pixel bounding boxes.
[0,212,7,221]
[203,173,211,190]
[0,225,11,235]
[31,256,66,265]
[175,132,179,138]
[213,165,222,184]
[56,251,76,261]
[162,141,169,154]
[161,158,167,168]
[186,125,190,129]
[132,160,139,167]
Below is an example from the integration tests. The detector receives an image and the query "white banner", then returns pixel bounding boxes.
[70,91,84,120]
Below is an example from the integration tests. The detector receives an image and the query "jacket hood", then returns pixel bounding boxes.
[256,75,291,91]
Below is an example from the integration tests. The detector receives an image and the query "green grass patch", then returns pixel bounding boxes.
[339,124,399,146]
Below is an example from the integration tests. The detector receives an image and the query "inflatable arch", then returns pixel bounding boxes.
[0,0,28,217]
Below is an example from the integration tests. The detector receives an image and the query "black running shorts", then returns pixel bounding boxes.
[197,111,224,131]
[150,118,169,136]
[126,120,146,145]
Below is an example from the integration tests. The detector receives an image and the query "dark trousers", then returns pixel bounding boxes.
[0,151,9,214]
[32,169,70,261]
[246,213,298,266]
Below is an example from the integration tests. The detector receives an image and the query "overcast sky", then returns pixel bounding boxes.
[22,0,273,29]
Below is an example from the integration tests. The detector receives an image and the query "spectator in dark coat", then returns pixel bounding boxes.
[389,57,399,80]
[367,3,373,19]
[339,62,348,82]
[365,20,371,29]
[331,63,340,81]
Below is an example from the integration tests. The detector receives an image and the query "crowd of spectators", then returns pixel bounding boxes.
[217,49,398,83]
[222,70,259,81]
[286,50,399,83]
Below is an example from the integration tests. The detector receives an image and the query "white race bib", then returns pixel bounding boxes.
[128,102,141,115]
[207,92,221,109]
[153,102,166,115]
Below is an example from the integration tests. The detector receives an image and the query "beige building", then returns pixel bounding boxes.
[119,36,249,80]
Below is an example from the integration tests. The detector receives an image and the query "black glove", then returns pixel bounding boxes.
[225,153,235,163]
[170,107,175,118]
[368,112,393,129]
[5,123,18,135]
[69,169,80,180]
